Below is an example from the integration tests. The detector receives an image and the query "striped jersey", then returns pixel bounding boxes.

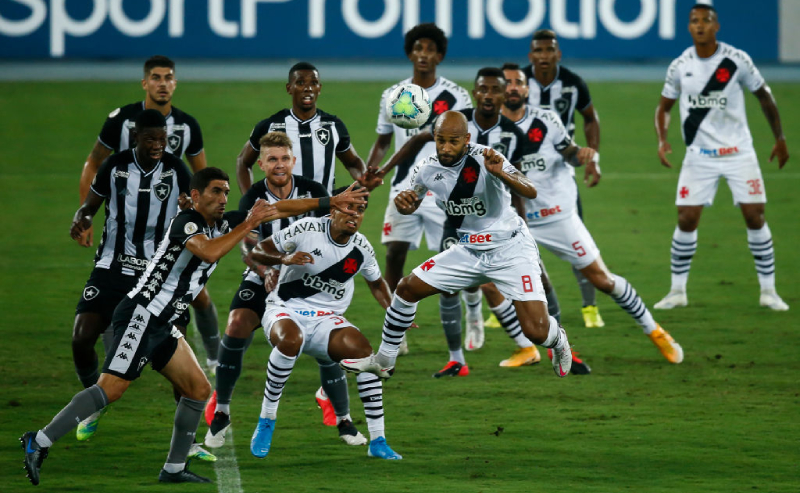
[662,42,765,155]
[98,101,204,159]
[248,109,352,193]
[376,77,473,193]
[409,143,525,251]
[512,106,577,226]
[239,175,328,285]
[129,208,231,323]
[268,217,381,316]
[90,150,191,276]
[523,65,592,139]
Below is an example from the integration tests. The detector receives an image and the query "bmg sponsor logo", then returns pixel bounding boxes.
[686,92,728,109]
[302,273,346,300]
[445,197,487,217]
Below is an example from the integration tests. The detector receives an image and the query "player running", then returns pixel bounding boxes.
[248,188,402,460]
[654,4,790,311]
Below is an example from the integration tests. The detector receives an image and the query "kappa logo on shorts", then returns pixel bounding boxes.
[239,289,255,301]
[153,182,171,202]
[83,286,100,300]
[167,134,181,152]
[315,127,331,146]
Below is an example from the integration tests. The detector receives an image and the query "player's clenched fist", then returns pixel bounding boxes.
[483,147,505,176]
[70,215,92,241]
[394,190,419,215]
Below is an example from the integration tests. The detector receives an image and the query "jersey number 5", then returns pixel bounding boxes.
[572,241,586,257]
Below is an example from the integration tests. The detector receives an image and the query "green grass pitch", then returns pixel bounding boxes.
[0,80,798,493]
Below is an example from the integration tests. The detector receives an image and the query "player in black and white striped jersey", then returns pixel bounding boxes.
[75,55,222,416]
[204,132,367,450]
[523,29,605,329]
[235,62,378,195]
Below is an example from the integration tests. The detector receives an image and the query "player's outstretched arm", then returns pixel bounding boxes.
[77,141,113,247]
[235,141,260,194]
[655,96,676,168]
[186,199,277,264]
[70,191,105,244]
[377,132,434,178]
[580,104,600,151]
[250,237,314,267]
[753,85,789,169]
[366,277,393,310]
[367,133,394,170]
[483,148,537,199]
[270,183,369,220]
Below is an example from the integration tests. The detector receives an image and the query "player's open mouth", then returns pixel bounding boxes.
[346,220,357,228]
[302,96,314,103]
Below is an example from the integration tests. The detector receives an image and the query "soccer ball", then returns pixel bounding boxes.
[385,84,432,129]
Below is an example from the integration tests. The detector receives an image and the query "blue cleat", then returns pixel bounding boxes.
[250,417,276,458]
[367,437,402,460]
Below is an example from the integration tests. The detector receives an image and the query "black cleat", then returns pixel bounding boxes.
[158,468,212,483]
[570,353,592,375]
[336,419,367,445]
[432,361,469,378]
[21,431,48,486]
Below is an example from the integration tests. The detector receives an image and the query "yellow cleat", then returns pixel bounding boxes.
[499,346,541,367]
[581,305,605,328]
[648,324,684,364]
[484,312,501,328]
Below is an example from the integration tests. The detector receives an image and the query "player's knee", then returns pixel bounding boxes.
[677,211,700,231]
[189,375,212,401]
[385,243,408,265]
[72,318,104,347]
[274,330,303,357]
[226,311,258,338]
[394,276,416,301]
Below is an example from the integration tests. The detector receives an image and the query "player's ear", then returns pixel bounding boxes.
[190,188,201,204]
[141,77,147,90]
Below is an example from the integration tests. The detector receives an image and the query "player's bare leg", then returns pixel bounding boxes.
[580,257,683,363]
[384,241,412,355]
[72,313,110,389]
[656,205,703,309]
[329,327,400,458]
[740,203,788,310]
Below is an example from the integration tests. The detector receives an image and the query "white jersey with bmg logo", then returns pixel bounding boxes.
[662,42,765,156]
[268,217,381,315]
[409,143,523,251]
[512,107,576,226]
[376,77,473,194]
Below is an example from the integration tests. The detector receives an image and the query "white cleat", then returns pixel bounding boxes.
[340,354,394,380]
[204,411,231,448]
[760,289,789,311]
[464,316,485,351]
[206,359,219,376]
[654,290,688,309]
[550,328,572,378]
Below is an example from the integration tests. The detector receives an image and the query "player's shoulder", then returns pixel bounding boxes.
[671,46,696,66]
[257,109,291,127]
[173,207,204,229]
[247,178,269,198]
[522,64,534,80]
[466,143,490,158]
[352,232,376,258]
[498,114,524,133]
[293,174,327,195]
[280,216,328,240]
[530,106,562,126]
[381,78,413,98]
[160,152,185,167]
[105,101,142,121]
[459,108,475,120]
[316,108,345,126]
[719,41,756,65]
[557,66,586,85]
[438,76,471,96]
[169,105,201,126]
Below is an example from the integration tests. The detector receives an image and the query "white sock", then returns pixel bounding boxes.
[215,403,230,415]
[461,290,482,320]
[335,413,352,425]
[747,224,776,291]
[35,431,52,448]
[163,462,184,474]
[541,316,566,349]
[449,348,466,365]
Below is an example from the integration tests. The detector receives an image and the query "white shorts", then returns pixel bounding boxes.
[262,306,355,362]
[411,230,546,302]
[381,191,445,251]
[677,150,766,206]
[529,214,600,270]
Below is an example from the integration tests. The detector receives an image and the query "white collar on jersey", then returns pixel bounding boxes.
[264,176,296,201]
[325,217,354,248]
[289,108,319,124]
[511,105,533,125]
[131,149,162,177]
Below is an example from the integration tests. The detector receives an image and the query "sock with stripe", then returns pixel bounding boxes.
[378,295,418,366]
[164,396,206,471]
[669,227,697,292]
[747,224,776,291]
[38,384,108,447]
[356,373,385,441]
[541,316,567,349]
[611,274,657,334]
[490,299,532,348]
[260,348,297,419]
[440,294,465,364]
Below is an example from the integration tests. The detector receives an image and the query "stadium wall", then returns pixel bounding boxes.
[0,0,794,62]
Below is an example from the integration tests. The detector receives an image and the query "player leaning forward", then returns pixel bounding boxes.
[247,187,402,460]
[21,168,367,485]
[654,4,790,311]
[344,110,573,378]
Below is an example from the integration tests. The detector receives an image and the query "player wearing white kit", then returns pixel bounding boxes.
[507,97,683,363]
[248,195,402,460]
[655,4,790,311]
[349,111,574,383]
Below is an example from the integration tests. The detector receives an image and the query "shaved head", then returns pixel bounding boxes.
[434,110,468,136]
[434,111,470,166]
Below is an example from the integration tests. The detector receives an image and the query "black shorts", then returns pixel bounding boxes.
[228,279,267,326]
[75,268,138,320]
[102,298,180,381]
[440,219,459,252]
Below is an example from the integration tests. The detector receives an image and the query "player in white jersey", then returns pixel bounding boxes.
[493,71,683,364]
[654,4,790,311]
[347,111,574,386]
[247,192,402,460]
[367,24,473,358]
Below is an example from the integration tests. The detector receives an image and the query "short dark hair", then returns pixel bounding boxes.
[134,109,166,131]
[690,3,717,15]
[332,185,368,209]
[532,29,557,42]
[190,167,229,194]
[404,23,448,58]
[288,62,318,82]
[143,55,175,76]
[501,62,521,71]
[475,67,506,84]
